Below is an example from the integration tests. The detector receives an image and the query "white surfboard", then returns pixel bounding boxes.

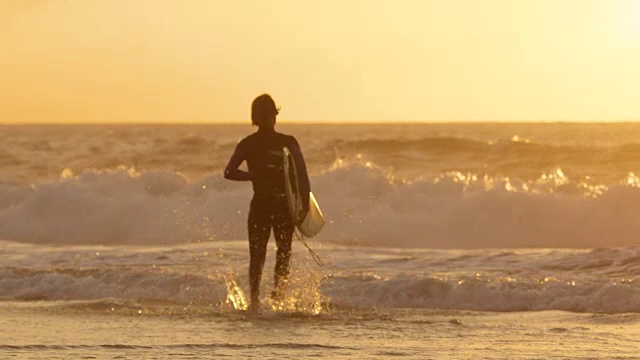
[283,146,325,237]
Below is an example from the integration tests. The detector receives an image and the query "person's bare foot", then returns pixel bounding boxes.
[247,301,261,315]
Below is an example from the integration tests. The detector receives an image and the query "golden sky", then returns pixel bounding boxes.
[1,0,639,123]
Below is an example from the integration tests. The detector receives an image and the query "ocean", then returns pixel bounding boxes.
[0,123,638,359]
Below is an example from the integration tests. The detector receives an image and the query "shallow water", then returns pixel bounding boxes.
[0,240,638,358]
[2,304,638,359]
[1,241,638,313]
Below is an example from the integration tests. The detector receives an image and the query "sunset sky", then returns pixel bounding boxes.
[1,0,640,123]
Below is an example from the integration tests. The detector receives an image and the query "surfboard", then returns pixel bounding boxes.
[283,146,325,237]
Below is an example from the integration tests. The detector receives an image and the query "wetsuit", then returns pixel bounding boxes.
[225,129,310,303]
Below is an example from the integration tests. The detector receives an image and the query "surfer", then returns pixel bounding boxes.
[224,94,310,313]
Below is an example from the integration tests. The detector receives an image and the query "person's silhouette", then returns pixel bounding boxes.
[224,94,310,312]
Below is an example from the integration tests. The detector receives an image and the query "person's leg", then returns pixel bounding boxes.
[272,215,294,299]
[248,200,271,309]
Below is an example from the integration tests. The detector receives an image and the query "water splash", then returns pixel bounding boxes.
[626,172,640,187]
[224,277,248,311]
[537,168,569,188]
[267,270,326,315]
[510,135,531,144]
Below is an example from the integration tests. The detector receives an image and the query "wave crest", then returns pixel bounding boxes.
[1,163,640,248]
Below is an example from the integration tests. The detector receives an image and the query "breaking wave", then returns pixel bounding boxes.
[1,246,638,313]
[317,160,640,248]
[1,159,640,248]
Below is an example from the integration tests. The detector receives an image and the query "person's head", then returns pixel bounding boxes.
[251,94,280,127]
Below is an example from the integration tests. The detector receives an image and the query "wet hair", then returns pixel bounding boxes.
[251,94,279,126]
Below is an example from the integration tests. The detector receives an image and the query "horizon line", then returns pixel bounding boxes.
[1,119,640,126]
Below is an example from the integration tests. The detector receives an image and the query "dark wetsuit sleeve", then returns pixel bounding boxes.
[224,140,252,181]
[289,137,310,211]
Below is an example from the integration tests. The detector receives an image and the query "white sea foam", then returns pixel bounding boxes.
[2,161,640,248]
[0,242,637,313]
[1,267,637,313]
[322,274,639,313]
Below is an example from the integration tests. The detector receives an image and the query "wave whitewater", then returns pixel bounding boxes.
[1,245,638,313]
[1,159,640,248]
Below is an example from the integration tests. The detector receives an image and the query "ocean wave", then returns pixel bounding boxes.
[0,243,638,313]
[1,163,640,248]
[326,136,640,155]
[326,137,490,155]
[1,262,637,313]
[0,267,227,304]
[322,272,639,313]
[5,128,640,185]
[318,136,640,184]
[323,246,640,312]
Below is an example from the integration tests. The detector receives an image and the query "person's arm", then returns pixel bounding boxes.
[290,138,310,213]
[224,142,251,181]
